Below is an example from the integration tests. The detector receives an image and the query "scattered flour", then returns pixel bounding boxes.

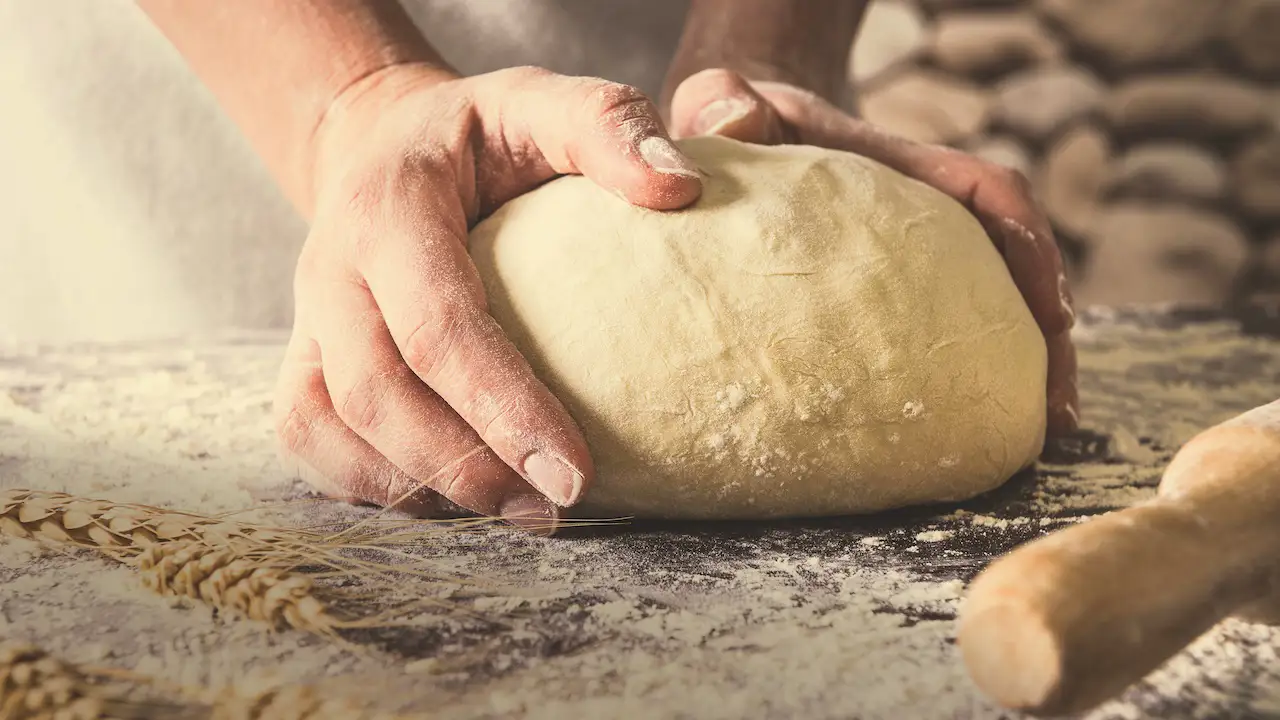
[3,317,1280,718]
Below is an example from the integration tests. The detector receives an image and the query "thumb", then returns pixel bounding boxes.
[478,68,703,211]
[670,69,791,144]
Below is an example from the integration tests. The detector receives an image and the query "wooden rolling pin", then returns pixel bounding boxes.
[959,400,1280,716]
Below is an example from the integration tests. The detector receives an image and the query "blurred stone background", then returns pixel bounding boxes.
[849,0,1280,308]
[1,1,1277,343]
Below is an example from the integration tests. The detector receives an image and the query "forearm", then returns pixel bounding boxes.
[138,0,456,217]
[663,0,869,108]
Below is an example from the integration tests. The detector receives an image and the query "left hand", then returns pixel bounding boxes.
[668,69,1079,438]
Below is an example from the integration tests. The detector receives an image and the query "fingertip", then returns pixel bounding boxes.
[630,136,703,210]
[626,174,703,211]
[685,98,751,137]
[991,217,1074,337]
[581,129,702,210]
[638,136,699,177]
[670,68,788,145]
[522,451,593,507]
[501,71,702,212]
[1047,398,1080,438]
[1045,329,1079,438]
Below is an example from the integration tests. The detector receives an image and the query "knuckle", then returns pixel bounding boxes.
[582,81,657,129]
[272,351,332,461]
[475,391,525,440]
[274,400,316,460]
[424,445,505,509]
[591,80,648,108]
[273,358,328,459]
[993,165,1035,197]
[331,373,393,436]
[426,461,465,500]
[400,300,472,382]
[373,464,412,508]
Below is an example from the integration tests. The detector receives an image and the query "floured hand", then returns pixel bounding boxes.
[668,69,1078,438]
[274,64,702,532]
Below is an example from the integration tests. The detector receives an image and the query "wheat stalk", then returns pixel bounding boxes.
[0,489,297,554]
[0,490,499,640]
[1,488,561,648]
[0,489,434,587]
[135,541,336,635]
[0,642,115,720]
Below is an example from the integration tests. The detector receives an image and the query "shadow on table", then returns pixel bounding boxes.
[553,426,1119,570]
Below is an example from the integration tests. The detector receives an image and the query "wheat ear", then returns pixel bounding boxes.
[0,489,297,554]
[135,541,335,634]
[0,642,114,720]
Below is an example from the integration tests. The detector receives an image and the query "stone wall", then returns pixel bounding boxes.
[848,0,1280,308]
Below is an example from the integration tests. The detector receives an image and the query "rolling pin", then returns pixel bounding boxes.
[958,400,1280,716]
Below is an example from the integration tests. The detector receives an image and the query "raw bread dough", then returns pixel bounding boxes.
[470,136,1047,519]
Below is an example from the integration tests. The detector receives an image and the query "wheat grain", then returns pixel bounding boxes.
[2,489,527,650]
[1,490,487,639]
[0,489,295,554]
[136,541,335,634]
[0,642,112,720]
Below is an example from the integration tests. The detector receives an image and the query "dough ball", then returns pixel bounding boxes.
[470,136,1047,520]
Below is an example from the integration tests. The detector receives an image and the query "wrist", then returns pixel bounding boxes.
[139,0,462,220]
[663,0,866,110]
[666,55,837,106]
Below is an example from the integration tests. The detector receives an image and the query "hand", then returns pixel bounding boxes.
[273,64,703,532]
[669,69,1079,438]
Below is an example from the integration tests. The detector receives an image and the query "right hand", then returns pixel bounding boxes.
[669,69,1079,437]
[272,64,702,532]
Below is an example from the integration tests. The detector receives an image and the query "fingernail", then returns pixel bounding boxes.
[694,99,751,135]
[499,492,559,535]
[639,136,700,178]
[523,452,584,506]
